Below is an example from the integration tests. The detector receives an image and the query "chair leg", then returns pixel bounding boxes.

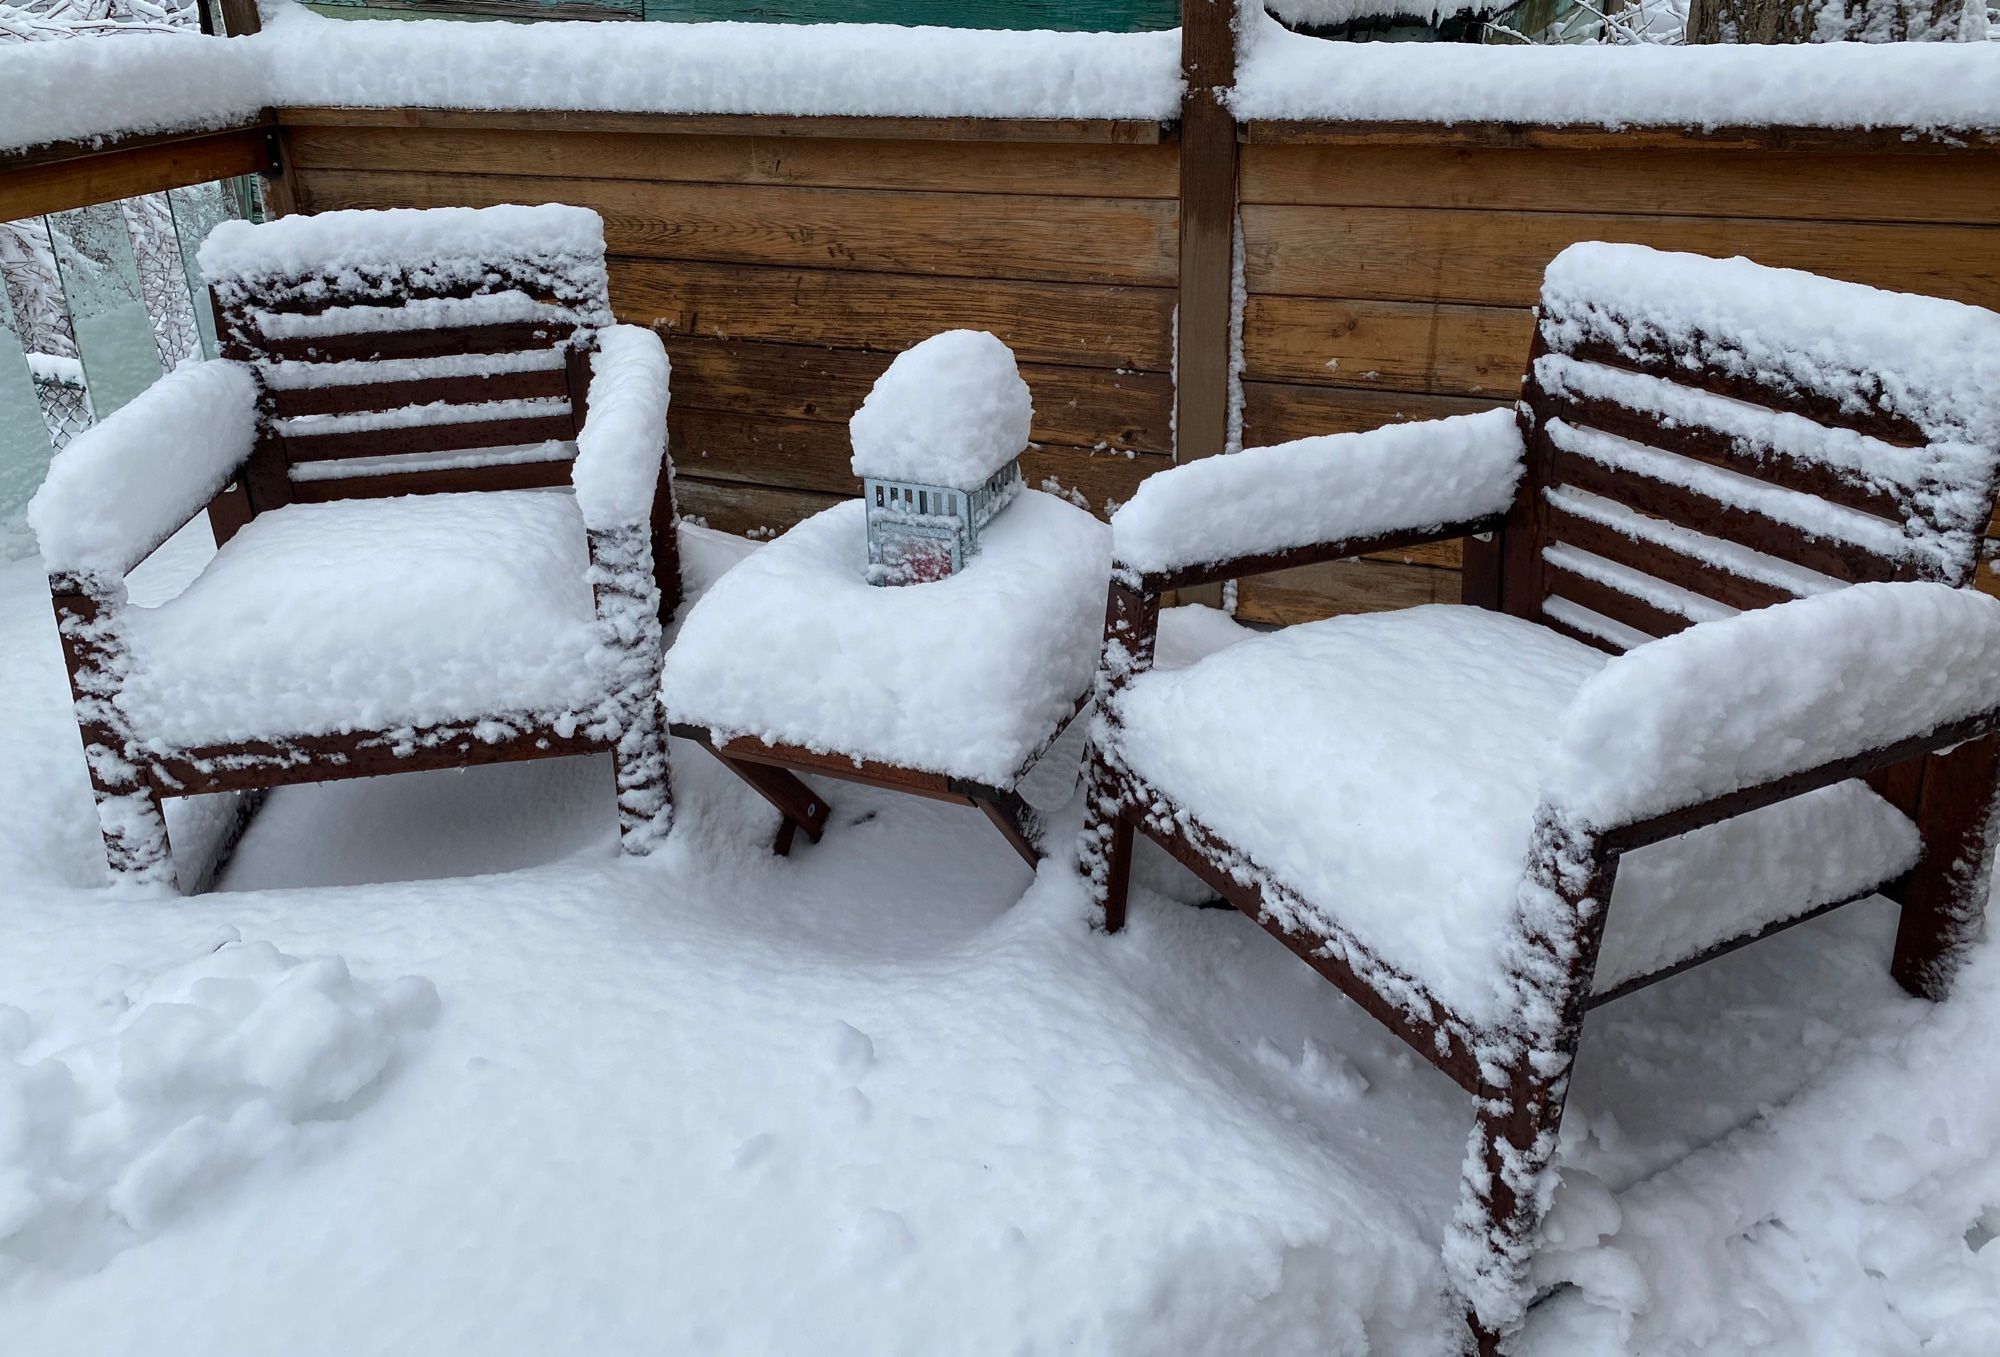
[91,772,176,891]
[1892,733,2000,1001]
[1078,748,1134,933]
[1446,1051,1578,1355]
[614,698,673,855]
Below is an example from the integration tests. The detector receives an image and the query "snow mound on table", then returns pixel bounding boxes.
[849,331,1032,491]
[0,931,437,1279]
[663,491,1108,786]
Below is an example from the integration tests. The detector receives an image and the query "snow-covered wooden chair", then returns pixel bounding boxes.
[1078,243,2000,1351]
[29,204,677,891]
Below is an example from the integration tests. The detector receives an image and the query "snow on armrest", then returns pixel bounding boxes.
[1542,582,2000,832]
[27,360,259,582]
[1109,409,1523,582]
[571,325,671,534]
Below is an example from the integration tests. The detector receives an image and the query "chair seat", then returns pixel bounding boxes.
[122,490,604,748]
[1111,604,1921,1027]
[663,491,1110,788]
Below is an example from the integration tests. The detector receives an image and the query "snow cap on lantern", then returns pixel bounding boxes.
[851,329,1031,585]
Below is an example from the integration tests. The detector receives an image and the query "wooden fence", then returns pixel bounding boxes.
[7,4,2000,620]
[274,108,1180,536]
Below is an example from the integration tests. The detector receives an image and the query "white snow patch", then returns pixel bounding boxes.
[849,331,1032,491]
[0,931,436,1279]
[1112,408,1522,578]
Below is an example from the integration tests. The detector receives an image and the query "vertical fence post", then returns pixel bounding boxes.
[1174,0,1242,605]
[216,0,263,37]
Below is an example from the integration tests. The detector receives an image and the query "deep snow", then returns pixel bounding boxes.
[2,522,1998,1354]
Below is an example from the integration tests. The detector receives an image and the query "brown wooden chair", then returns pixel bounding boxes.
[29,203,678,891]
[1077,243,2000,1351]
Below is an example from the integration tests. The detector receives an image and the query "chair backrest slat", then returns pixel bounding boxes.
[1511,244,2000,652]
[266,363,571,420]
[199,204,613,502]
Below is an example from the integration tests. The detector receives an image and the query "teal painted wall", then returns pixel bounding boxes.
[305,0,1179,30]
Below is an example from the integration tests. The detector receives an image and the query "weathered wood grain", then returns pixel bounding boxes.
[611,259,1175,371]
[0,124,270,221]
[671,406,1164,514]
[1241,205,2000,309]
[278,106,1167,145]
[1234,557,1466,627]
[1240,379,1505,447]
[1241,295,1533,397]
[667,336,1172,453]
[298,168,1178,287]
[1239,144,2000,225]
[284,125,1179,199]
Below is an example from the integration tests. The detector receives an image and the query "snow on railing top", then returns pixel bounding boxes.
[8,2,2000,160]
[0,30,269,155]
[1541,242,2000,452]
[1227,8,2000,131]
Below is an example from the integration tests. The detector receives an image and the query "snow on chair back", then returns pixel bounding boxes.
[196,204,614,508]
[1513,243,2000,654]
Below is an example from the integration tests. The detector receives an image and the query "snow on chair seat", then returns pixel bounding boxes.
[29,203,678,892]
[1112,603,1921,1023]
[1077,243,2000,1353]
[119,491,604,748]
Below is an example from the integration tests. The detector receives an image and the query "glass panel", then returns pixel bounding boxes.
[0,287,58,562]
[47,202,162,418]
[169,179,249,360]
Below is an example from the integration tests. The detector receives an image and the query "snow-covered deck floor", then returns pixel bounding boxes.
[2,527,1996,1355]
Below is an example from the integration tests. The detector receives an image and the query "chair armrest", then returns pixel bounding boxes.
[1110,409,1523,591]
[27,360,259,583]
[571,324,671,535]
[1542,581,2000,843]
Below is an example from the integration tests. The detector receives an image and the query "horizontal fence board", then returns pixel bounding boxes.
[1242,295,1533,397]
[1242,205,2000,309]
[278,108,1167,145]
[297,168,1178,287]
[1238,144,2000,225]
[285,125,1180,199]
[611,259,1175,371]
[671,406,1163,514]
[1240,381,1504,447]
[0,124,269,221]
[1240,121,2000,154]
[675,477,847,538]
[1234,557,1465,628]
[668,337,1172,453]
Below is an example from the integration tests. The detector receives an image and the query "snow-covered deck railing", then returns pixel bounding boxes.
[9,1,2000,161]
[1109,409,1523,589]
